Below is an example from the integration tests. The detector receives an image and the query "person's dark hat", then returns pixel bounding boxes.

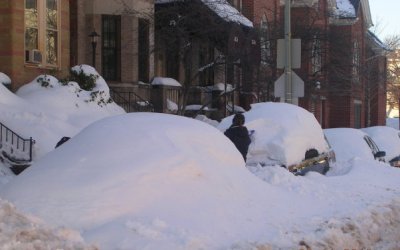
[232,113,245,126]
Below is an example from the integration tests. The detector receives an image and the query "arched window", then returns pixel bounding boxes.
[352,40,360,82]
[260,14,271,65]
[311,35,322,74]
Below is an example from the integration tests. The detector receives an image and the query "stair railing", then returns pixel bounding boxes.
[110,89,154,113]
[0,122,35,163]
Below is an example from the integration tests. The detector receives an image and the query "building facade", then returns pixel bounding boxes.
[0,0,388,128]
[0,0,70,91]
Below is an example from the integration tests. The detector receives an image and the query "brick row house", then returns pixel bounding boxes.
[238,0,387,128]
[0,0,388,128]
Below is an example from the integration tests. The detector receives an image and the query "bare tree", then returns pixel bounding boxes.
[385,35,400,116]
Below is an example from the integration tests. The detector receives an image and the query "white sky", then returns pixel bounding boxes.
[369,0,400,41]
[1,67,400,248]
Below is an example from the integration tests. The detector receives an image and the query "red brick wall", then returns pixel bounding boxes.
[242,0,280,27]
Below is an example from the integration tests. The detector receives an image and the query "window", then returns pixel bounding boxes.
[260,14,271,65]
[352,41,360,82]
[102,15,121,81]
[311,35,322,74]
[138,18,150,83]
[199,43,214,86]
[25,0,60,66]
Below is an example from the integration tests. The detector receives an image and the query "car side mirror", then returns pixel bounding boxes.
[374,151,386,159]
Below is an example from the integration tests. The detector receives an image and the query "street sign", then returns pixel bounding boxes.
[277,38,301,69]
[274,71,304,98]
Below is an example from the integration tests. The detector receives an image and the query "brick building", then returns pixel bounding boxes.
[239,0,387,128]
[0,0,388,128]
[0,0,70,91]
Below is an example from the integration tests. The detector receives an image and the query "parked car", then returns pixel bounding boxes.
[218,102,335,175]
[362,126,400,167]
[324,128,386,163]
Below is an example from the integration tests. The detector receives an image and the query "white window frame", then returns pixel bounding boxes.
[24,0,61,68]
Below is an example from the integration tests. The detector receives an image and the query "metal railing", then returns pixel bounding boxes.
[0,122,35,163]
[166,87,181,106]
[110,89,154,113]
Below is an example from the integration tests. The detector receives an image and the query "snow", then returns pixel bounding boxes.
[155,0,253,27]
[387,117,399,129]
[151,77,182,87]
[362,126,400,162]
[324,128,376,163]
[213,82,233,92]
[1,66,125,160]
[218,102,330,167]
[1,70,400,248]
[334,0,356,18]
[0,72,11,85]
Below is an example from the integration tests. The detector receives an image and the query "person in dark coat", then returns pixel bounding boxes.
[224,113,251,161]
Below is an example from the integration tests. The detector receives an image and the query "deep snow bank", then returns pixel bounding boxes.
[0,113,276,249]
[0,198,96,249]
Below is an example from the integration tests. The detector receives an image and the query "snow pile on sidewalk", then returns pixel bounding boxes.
[0,65,125,159]
[1,112,400,249]
[0,198,97,249]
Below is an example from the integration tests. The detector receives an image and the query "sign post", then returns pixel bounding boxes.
[274,0,304,103]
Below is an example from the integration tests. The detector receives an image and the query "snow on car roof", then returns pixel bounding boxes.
[324,128,375,163]
[218,102,329,167]
[362,126,400,162]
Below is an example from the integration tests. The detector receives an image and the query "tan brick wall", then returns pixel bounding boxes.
[121,15,138,83]
[0,0,70,91]
[74,0,155,83]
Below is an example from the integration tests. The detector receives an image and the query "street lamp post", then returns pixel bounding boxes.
[89,30,100,67]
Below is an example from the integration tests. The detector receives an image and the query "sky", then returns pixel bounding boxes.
[369,0,400,41]
[1,66,400,248]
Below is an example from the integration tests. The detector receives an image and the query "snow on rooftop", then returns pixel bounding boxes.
[155,0,253,27]
[334,0,356,18]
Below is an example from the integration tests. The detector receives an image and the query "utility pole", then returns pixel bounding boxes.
[284,0,292,104]
[274,0,303,103]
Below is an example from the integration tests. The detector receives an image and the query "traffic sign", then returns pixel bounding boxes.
[277,39,301,69]
[274,71,304,98]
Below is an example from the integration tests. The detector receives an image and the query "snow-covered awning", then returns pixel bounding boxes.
[155,0,253,27]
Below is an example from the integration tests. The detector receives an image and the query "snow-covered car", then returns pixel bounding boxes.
[218,102,335,175]
[324,128,386,163]
[362,126,400,167]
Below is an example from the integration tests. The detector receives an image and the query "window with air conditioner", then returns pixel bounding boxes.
[25,0,60,67]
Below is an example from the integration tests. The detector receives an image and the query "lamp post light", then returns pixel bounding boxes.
[89,30,100,67]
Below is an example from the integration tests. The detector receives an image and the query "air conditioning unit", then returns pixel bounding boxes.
[25,49,42,64]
